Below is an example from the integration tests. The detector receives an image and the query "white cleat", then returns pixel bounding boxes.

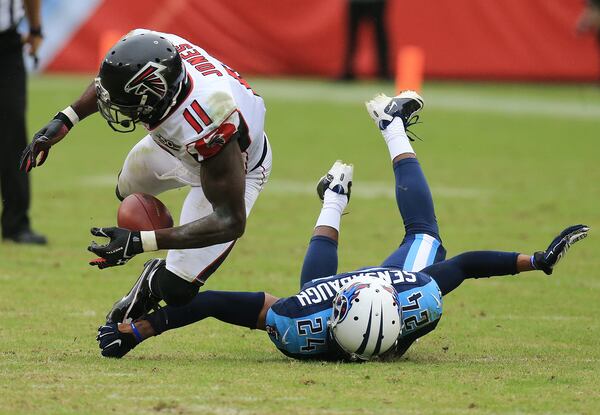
[316,160,353,201]
[365,90,424,131]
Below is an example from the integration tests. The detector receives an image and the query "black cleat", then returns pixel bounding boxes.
[365,90,424,131]
[316,160,353,201]
[3,229,47,245]
[106,258,163,323]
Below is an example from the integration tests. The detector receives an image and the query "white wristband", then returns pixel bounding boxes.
[61,106,80,126]
[140,231,158,252]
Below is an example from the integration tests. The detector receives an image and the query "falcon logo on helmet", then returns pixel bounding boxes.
[95,30,186,132]
[124,62,168,98]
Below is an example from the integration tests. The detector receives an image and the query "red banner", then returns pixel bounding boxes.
[47,0,600,81]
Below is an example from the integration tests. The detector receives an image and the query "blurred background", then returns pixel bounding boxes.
[27,0,600,81]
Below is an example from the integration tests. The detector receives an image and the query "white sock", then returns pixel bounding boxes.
[382,118,415,160]
[315,189,348,232]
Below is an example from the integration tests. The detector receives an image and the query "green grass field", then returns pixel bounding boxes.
[1,76,600,414]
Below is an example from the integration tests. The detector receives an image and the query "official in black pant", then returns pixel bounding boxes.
[340,0,390,80]
[0,0,46,244]
[576,0,600,81]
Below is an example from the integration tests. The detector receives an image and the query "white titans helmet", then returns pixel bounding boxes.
[329,275,401,361]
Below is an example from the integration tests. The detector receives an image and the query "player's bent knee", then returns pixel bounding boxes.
[150,266,199,306]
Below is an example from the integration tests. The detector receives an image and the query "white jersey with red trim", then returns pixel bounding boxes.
[145,32,266,173]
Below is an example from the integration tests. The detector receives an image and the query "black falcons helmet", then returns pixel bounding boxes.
[95,30,186,132]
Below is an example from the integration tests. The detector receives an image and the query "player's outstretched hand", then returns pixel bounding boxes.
[88,227,143,269]
[97,323,138,358]
[533,224,589,275]
[89,257,120,269]
[19,118,70,172]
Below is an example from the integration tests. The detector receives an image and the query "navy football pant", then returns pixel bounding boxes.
[0,30,31,237]
[300,158,445,287]
[146,291,265,334]
[422,251,520,296]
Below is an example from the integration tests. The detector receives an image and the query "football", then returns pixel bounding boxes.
[117,193,174,231]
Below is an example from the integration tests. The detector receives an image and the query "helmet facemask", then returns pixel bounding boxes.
[94,77,153,132]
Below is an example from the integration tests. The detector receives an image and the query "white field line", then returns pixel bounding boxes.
[79,175,486,200]
[251,80,600,120]
[428,93,600,120]
[427,91,600,119]
[484,315,594,322]
[264,180,486,199]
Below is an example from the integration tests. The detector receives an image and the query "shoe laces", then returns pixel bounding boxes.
[405,115,423,142]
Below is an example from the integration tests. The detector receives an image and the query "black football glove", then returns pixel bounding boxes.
[97,323,139,358]
[532,224,589,275]
[89,257,122,270]
[88,227,143,269]
[20,113,72,172]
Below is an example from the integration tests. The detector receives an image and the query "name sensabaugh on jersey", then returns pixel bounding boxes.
[296,268,418,306]
[266,266,443,360]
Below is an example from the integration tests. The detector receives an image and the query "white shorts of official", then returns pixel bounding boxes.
[117,134,272,285]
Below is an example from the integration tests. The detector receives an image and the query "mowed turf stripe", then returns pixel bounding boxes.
[251,79,600,120]
[79,175,486,199]
[32,76,600,120]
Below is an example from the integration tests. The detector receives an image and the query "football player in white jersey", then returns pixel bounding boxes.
[20,29,272,322]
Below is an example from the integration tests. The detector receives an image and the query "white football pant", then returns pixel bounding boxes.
[117,134,272,284]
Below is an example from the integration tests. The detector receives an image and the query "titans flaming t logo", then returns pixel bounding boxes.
[124,62,168,98]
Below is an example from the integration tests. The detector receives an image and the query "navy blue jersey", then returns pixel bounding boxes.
[265,266,443,360]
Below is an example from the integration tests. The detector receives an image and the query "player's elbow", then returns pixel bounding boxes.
[231,215,246,239]
[214,205,246,241]
[225,213,246,240]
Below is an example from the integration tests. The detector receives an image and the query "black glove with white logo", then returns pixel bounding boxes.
[20,113,72,172]
[532,224,589,275]
[97,323,139,358]
[88,227,143,269]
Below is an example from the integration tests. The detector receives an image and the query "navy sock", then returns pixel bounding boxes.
[393,158,439,237]
[422,251,520,295]
[145,291,265,335]
[299,235,338,288]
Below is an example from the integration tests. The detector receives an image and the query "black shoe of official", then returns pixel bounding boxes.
[106,258,163,324]
[3,229,47,245]
[365,90,424,131]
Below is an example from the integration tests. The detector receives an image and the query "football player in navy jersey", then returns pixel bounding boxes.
[98,91,588,360]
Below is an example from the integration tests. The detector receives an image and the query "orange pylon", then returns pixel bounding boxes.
[395,46,425,93]
[98,30,123,65]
